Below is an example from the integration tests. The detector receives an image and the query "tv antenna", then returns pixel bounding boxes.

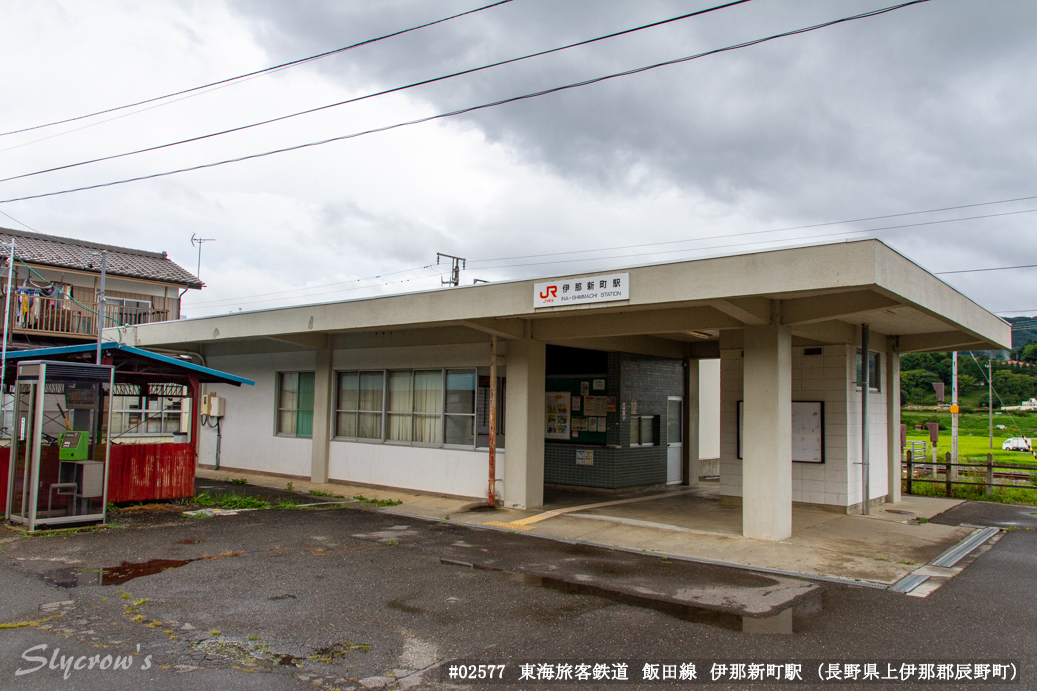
[191,233,215,280]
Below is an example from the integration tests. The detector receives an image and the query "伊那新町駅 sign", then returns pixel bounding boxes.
[533,273,629,308]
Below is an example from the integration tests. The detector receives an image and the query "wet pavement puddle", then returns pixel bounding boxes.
[440,558,821,634]
[510,572,821,634]
[37,556,218,588]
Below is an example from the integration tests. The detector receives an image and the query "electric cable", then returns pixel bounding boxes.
[0,0,516,140]
[0,0,754,184]
[469,207,1037,271]
[0,0,929,206]
[469,208,1037,269]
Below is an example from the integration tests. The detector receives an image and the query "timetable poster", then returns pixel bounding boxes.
[545,392,572,440]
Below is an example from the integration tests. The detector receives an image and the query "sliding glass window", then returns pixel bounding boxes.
[387,370,413,442]
[334,368,477,448]
[445,369,476,446]
[277,371,314,437]
[335,371,384,439]
[412,370,443,444]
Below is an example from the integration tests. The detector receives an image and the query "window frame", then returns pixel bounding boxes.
[275,371,315,438]
[855,350,882,393]
[629,415,659,447]
[333,370,386,442]
[330,367,479,449]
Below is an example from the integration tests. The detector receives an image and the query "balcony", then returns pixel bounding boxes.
[4,295,169,340]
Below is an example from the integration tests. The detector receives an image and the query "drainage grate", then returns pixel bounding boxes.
[931,527,999,568]
[888,573,929,593]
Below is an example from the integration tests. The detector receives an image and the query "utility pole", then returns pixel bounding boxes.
[988,360,993,449]
[0,239,15,394]
[191,234,215,281]
[437,253,466,287]
[95,251,107,365]
[951,351,959,459]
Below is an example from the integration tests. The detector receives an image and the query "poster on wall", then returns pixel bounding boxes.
[545,392,572,440]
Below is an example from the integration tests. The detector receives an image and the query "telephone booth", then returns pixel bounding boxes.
[5,360,114,531]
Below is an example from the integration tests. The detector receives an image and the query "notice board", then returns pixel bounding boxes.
[545,376,608,445]
[737,400,824,463]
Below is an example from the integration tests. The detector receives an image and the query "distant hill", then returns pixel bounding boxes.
[1008,316,1037,350]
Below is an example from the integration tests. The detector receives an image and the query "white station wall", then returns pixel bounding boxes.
[719,343,889,508]
[200,350,316,479]
[698,358,721,462]
[200,343,503,499]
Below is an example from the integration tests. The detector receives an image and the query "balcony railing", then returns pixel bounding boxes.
[4,295,169,339]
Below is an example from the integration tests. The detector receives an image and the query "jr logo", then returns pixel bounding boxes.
[539,285,557,299]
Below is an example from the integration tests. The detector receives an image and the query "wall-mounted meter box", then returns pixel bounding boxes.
[208,396,225,417]
[58,431,89,461]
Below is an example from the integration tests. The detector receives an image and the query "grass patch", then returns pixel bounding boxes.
[308,490,345,499]
[0,616,58,630]
[194,491,271,511]
[904,432,1037,466]
[352,494,402,507]
[904,478,1037,506]
[229,478,248,485]
[274,499,297,510]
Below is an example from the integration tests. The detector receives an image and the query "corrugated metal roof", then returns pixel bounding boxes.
[2,342,253,385]
[0,227,202,288]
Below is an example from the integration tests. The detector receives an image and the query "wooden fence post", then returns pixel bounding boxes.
[906,450,913,495]
[986,453,994,496]
[945,452,953,497]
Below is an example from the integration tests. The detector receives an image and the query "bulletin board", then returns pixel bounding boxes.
[545,376,610,445]
[737,400,825,463]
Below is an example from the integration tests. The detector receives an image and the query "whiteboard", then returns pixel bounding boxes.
[792,401,824,463]
[736,401,825,463]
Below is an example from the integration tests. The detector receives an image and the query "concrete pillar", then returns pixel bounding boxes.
[742,319,792,540]
[503,337,545,509]
[310,337,333,484]
[886,347,901,503]
[683,358,700,486]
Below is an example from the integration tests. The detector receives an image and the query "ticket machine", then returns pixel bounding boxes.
[5,361,114,531]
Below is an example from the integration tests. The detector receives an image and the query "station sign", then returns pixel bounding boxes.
[533,272,629,309]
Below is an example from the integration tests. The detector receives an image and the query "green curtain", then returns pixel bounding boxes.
[296,371,315,437]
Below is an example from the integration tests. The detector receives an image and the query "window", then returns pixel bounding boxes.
[856,350,881,392]
[630,416,657,446]
[335,368,477,447]
[445,370,476,446]
[109,384,187,437]
[277,371,314,437]
[666,399,682,444]
[335,371,383,439]
[387,370,414,442]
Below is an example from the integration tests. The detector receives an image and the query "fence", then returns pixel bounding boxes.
[2,295,168,339]
[903,449,1036,497]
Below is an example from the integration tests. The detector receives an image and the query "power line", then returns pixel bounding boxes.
[186,266,447,312]
[0,0,515,140]
[0,0,929,206]
[470,207,1037,271]
[936,263,1037,276]
[469,203,1037,267]
[187,264,439,306]
[0,0,754,185]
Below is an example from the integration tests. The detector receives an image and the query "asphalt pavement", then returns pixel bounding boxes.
[0,491,1031,690]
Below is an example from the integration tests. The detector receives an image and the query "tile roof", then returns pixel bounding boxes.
[0,227,202,289]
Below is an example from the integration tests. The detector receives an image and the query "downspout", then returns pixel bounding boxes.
[861,324,870,515]
[488,336,497,507]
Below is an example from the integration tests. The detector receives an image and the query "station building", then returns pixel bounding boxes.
[114,240,1009,540]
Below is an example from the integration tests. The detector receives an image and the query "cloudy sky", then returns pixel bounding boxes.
[0,0,1034,319]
